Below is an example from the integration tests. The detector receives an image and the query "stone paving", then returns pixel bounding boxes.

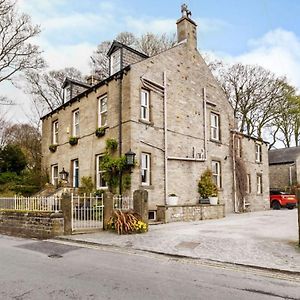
[57,209,300,273]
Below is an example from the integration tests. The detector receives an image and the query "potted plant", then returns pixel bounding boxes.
[95,127,106,137]
[48,144,57,152]
[167,193,179,205]
[198,169,218,205]
[69,136,78,146]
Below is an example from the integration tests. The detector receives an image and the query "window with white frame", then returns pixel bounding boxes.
[96,155,107,189]
[210,112,220,141]
[256,174,263,194]
[255,143,262,163]
[98,95,107,127]
[246,174,251,193]
[211,160,221,188]
[52,120,58,144]
[140,89,150,121]
[110,49,121,75]
[141,153,151,185]
[51,164,58,186]
[73,109,80,137]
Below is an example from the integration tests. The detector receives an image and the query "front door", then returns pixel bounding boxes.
[72,159,79,188]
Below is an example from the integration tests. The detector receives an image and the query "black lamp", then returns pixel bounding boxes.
[59,168,69,181]
[125,149,136,167]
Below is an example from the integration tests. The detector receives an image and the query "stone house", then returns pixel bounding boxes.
[269,147,300,190]
[41,6,270,220]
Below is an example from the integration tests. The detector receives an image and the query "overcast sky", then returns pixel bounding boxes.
[2,0,300,122]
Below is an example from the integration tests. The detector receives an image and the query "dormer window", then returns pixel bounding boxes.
[107,41,149,76]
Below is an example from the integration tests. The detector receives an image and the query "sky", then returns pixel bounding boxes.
[2,0,300,122]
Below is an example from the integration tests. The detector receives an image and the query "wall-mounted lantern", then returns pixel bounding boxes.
[125,149,136,167]
[59,167,69,181]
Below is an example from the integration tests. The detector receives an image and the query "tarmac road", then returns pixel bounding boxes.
[0,234,299,300]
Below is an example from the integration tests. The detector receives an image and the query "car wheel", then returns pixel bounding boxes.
[287,206,294,210]
[272,201,281,210]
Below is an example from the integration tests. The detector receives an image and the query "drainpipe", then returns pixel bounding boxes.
[163,72,168,205]
[118,73,123,194]
[203,87,207,159]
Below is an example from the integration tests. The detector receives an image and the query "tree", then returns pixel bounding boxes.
[3,123,41,169]
[0,0,44,105]
[268,89,300,148]
[214,63,288,138]
[0,144,27,174]
[90,32,176,80]
[24,67,84,113]
[136,33,176,57]
[0,112,10,147]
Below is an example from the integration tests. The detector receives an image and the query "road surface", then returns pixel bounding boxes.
[0,234,299,300]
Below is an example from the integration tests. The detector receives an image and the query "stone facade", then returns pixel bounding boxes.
[234,133,270,211]
[0,211,64,238]
[41,8,270,219]
[157,204,225,223]
[269,164,297,190]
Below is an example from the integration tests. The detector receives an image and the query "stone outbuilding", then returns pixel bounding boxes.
[269,147,300,190]
[41,5,270,221]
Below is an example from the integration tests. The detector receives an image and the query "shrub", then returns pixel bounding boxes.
[95,127,106,137]
[79,176,94,195]
[198,169,218,198]
[107,210,148,234]
[69,136,78,145]
[106,138,118,151]
[48,144,57,152]
[0,144,27,174]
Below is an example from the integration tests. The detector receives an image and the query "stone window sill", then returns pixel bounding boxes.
[139,185,154,190]
[139,119,154,126]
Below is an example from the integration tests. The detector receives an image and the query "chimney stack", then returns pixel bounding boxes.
[176,4,197,49]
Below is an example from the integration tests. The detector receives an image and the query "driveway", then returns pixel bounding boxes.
[57,209,300,273]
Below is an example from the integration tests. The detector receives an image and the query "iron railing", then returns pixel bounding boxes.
[113,195,133,211]
[0,196,61,212]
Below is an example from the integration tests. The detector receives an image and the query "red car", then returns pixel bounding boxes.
[269,190,297,210]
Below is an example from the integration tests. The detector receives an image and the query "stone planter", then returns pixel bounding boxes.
[167,196,179,205]
[209,196,218,205]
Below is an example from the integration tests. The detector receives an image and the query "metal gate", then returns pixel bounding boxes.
[71,194,104,232]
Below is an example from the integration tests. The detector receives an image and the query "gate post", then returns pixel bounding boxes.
[133,190,149,225]
[103,192,114,230]
[61,193,72,235]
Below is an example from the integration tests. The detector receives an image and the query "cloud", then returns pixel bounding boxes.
[41,41,95,73]
[124,16,175,35]
[206,28,300,90]
[197,17,230,33]
[236,28,300,89]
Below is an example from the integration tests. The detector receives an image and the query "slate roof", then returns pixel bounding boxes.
[107,40,149,58]
[268,147,300,165]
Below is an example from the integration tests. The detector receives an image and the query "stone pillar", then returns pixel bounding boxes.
[103,192,114,230]
[61,193,72,235]
[133,190,148,225]
[297,189,300,247]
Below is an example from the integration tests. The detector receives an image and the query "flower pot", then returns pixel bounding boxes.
[209,196,218,205]
[167,196,178,205]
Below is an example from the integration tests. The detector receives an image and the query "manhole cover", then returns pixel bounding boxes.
[175,241,200,250]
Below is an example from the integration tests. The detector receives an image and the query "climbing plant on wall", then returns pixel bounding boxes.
[100,139,131,193]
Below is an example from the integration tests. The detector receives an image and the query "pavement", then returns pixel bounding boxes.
[55,209,300,274]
